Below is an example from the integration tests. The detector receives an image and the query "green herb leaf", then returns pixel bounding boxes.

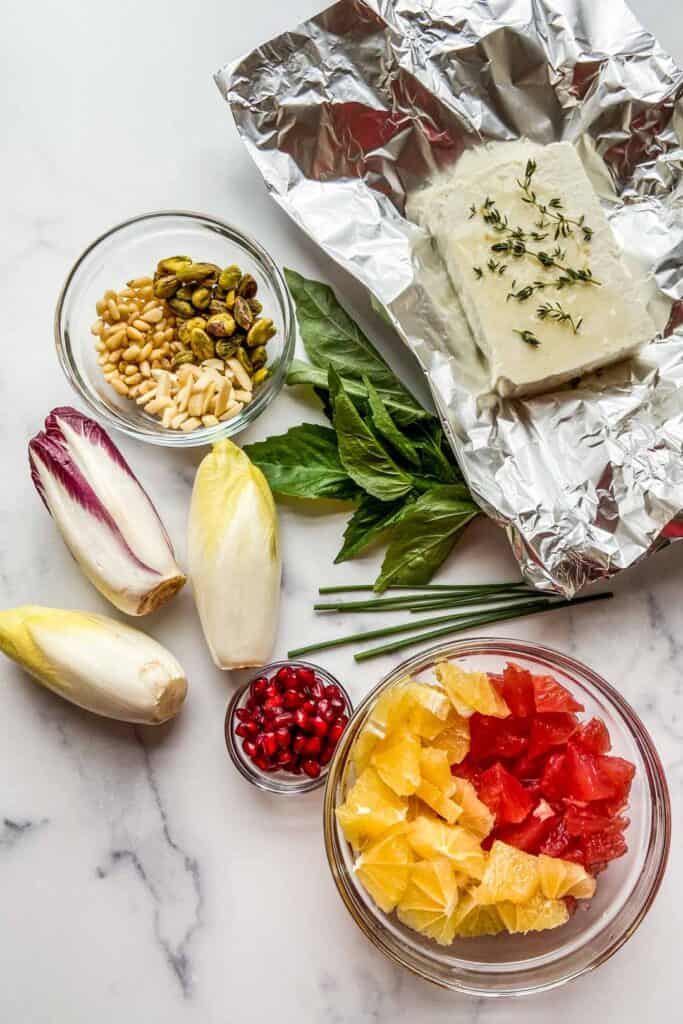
[413,423,461,483]
[331,368,415,501]
[374,485,479,591]
[334,494,414,563]
[363,377,421,467]
[283,268,429,427]
[244,424,360,501]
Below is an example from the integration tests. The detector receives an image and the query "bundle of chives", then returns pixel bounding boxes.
[287,590,612,662]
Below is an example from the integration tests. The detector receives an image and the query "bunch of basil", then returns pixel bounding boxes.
[245,270,479,591]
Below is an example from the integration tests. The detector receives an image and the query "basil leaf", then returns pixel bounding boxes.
[331,369,415,501]
[244,424,359,501]
[364,377,420,467]
[374,485,479,591]
[335,494,414,563]
[413,424,461,482]
[284,269,430,427]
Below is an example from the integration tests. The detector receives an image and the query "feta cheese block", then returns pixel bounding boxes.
[409,141,656,397]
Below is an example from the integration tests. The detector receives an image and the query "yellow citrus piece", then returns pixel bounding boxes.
[498,891,569,934]
[408,816,486,880]
[354,832,415,912]
[452,891,505,938]
[416,779,462,824]
[420,747,457,797]
[538,854,596,900]
[436,662,510,718]
[371,726,422,796]
[450,776,495,839]
[366,682,415,736]
[405,682,453,739]
[397,858,460,945]
[351,724,381,774]
[335,767,408,849]
[430,713,471,764]
[476,841,539,905]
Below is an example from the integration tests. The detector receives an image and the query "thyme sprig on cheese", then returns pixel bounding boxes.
[468,164,600,345]
[518,159,594,243]
[537,301,583,335]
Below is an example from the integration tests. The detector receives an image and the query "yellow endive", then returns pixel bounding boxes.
[188,439,281,669]
[0,606,187,724]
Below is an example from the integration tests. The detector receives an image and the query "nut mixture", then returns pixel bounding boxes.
[91,257,276,431]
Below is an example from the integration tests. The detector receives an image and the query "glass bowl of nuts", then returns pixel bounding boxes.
[55,211,295,446]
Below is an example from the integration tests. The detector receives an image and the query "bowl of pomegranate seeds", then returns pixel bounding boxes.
[323,637,671,996]
[225,661,352,794]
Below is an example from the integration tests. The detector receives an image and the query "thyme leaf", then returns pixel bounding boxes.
[537,301,583,334]
[514,329,541,347]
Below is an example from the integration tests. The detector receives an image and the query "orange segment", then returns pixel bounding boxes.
[371,727,422,796]
[397,858,460,945]
[498,891,569,934]
[476,840,539,905]
[416,779,462,824]
[436,662,510,718]
[354,832,415,912]
[452,892,505,937]
[538,854,596,900]
[430,714,471,764]
[335,767,408,849]
[408,817,486,881]
[420,747,457,796]
[450,776,495,839]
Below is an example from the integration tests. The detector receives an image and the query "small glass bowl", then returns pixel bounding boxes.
[54,211,295,446]
[323,637,671,997]
[225,661,353,795]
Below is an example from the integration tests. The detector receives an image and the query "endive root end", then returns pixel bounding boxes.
[135,574,187,616]
[151,674,188,724]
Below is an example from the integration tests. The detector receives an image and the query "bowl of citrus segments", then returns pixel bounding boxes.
[323,637,670,996]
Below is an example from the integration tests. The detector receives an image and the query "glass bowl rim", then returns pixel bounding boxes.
[322,635,671,997]
[225,659,353,795]
[54,209,296,447]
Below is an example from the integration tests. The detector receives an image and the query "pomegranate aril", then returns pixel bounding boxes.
[302,699,317,716]
[276,750,294,768]
[250,676,269,699]
[275,727,291,748]
[303,735,322,756]
[309,680,325,701]
[242,739,258,759]
[261,732,279,758]
[245,694,261,712]
[272,711,296,728]
[283,690,303,709]
[235,707,254,723]
[302,759,321,779]
[316,698,333,721]
[295,666,316,689]
[254,754,272,772]
[319,744,334,766]
[329,696,345,713]
[294,709,313,731]
[325,684,340,699]
[263,695,283,712]
[310,716,329,738]
[328,721,345,746]
[235,721,258,739]
[292,734,307,755]
[276,666,296,689]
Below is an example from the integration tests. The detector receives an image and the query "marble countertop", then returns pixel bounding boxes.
[2,1,681,1020]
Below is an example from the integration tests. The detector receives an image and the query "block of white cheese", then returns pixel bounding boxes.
[409,141,656,397]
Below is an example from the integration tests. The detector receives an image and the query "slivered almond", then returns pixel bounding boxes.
[181,417,202,432]
[226,357,252,391]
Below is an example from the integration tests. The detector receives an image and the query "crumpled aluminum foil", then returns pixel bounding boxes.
[216,0,683,597]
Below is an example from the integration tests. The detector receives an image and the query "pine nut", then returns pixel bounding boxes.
[132,318,151,333]
[142,307,164,323]
[126,326,145,344]
[91,319,104,336]
[139,341,153,361]
[122,345,141,361]
[111,378,129,396]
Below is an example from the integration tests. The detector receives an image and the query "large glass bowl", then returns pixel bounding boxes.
[54,211,295,446]
[323,637,670,997]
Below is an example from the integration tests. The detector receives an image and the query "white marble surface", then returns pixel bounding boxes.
[1,1,681,1020]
